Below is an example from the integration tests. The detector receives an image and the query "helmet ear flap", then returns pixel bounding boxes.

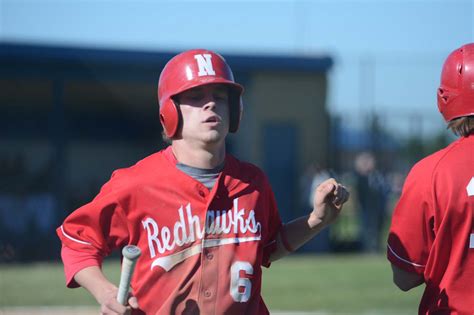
[159,98,180,138]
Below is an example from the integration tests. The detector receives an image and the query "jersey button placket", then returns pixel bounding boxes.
[200,241,217,312]
[200,186,219,313]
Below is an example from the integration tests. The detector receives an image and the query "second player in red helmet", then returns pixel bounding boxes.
[387,43,474,314]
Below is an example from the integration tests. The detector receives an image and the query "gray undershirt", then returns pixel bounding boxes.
[176,162,224,190]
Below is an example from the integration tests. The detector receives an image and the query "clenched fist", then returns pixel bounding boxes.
[308,178,350,229]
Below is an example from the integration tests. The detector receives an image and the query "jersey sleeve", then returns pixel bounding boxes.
[261,177,283,268]
[387,163,435,274]
[60,245,103,288]
[56,174,130,282]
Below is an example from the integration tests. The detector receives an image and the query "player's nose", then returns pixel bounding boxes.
[202,99,217,110]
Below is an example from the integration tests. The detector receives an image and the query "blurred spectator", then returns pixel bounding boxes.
[353,152,390,253]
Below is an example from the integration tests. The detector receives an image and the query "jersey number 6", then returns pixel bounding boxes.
[230,261,253,302]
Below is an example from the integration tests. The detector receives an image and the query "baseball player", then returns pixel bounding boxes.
[56,49,349,315]
[387,43,474,314]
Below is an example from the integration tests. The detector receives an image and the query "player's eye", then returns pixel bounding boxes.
[184,93,204,102]
[214,95,227,101]
[190,95,203,101]
[213,92,228,101]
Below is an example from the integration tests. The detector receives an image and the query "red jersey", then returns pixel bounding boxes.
[57,146,283,315]
[387,133,474,314]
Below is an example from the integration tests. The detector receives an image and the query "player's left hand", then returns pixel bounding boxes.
[308,178,349,229]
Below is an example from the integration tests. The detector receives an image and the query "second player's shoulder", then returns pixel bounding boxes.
[408,140,456,176]
[420,137,470,175]
[404,138,468,191]
[438,134,474,167]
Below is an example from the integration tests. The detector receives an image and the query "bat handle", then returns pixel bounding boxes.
[117,245,141,305]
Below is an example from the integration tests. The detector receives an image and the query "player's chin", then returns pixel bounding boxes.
[201,130,227,143]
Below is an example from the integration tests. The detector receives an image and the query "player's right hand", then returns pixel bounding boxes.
[308,178,349,229]
[98,287,139,315]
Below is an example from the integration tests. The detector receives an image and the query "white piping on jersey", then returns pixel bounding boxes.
[60,225,92,246]
[387,243,425,268]
[470,234,474,248]
[151,236,262,271]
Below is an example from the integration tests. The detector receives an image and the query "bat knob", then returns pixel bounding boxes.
[122,245,141,260]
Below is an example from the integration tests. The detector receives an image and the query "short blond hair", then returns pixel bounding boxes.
[447,116,474,137]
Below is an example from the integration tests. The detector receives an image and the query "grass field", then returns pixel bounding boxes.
[0,254,423,314]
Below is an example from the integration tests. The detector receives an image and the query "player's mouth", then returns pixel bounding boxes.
[203,115,221,124]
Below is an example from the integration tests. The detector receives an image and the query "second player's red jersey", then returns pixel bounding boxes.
[57,146,283,314]
[387,133,474,314]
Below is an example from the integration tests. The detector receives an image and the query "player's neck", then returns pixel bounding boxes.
[171,140,226,169]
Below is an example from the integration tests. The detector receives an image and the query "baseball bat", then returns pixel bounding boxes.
[117,245,141,305]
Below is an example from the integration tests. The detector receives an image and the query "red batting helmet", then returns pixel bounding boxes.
[437,43,474,122]
[158,49,244,138]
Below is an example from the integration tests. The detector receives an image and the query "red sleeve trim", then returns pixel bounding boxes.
[59,225,92,246]
[61,245,103,288]
[386,244,425,274]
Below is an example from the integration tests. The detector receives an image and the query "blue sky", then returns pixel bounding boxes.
[1,0,473,136]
